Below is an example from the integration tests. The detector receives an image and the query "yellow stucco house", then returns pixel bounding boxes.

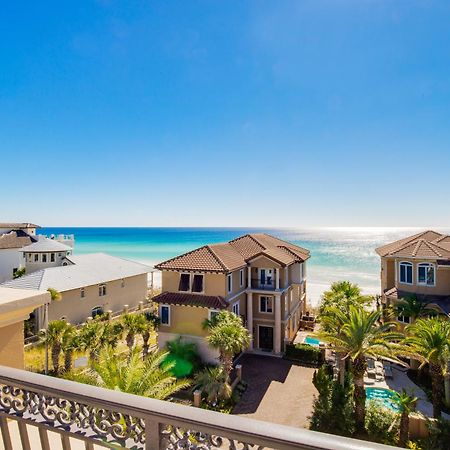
[376,230,450,324]
[153,233,310,362]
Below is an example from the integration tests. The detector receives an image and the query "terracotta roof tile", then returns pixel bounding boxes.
[152,291,227,309]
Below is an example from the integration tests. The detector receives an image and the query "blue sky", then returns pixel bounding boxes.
[1,0,450,227]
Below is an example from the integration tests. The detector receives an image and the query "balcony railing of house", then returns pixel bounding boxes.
[250,279,278,290]
[0,365,396,450]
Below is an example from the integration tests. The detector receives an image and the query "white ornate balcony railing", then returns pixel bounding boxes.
[0,365,397,450]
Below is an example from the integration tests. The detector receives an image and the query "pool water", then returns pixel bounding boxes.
[304,336,321,346]
[365,387,399,412]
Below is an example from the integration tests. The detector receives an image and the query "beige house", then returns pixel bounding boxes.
[153,233,310,362]
[376,230,450,324]
[2,252,150,327]
[0,287,49,369]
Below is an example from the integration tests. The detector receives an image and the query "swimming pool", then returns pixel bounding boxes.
[303,336,321,346]
[365,387,399,412]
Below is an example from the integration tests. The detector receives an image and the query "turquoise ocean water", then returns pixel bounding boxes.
[38,227,449,306]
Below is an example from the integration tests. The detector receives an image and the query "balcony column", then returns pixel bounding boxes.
[275,268,280,290]
[274,293,281,354]
[246,292,253,349]
[247,265,252,288]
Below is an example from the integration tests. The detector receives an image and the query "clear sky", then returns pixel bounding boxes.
[1,1,450,227]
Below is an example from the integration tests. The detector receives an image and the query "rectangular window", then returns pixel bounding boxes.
[232,301,240,315]
[50,253,55,262]
[399,262,413,284]
[179,273,191,291]
[398,315,410,324]
[209,309,219,321]
[418,264,435,286]
[34,254,39,262]
[80,288,85,298]
[160,305,170,325]
[260,296,273,313]
[227,274,232,293]
[42,254,47,263]
[240,269,244,287]
[99,284,107,296]
[192,274,204,293]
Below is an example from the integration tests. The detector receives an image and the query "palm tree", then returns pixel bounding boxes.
[47,287,62,302]
[204,311,250,376]
[392,389,417,447]
[77,320,104,362]
[121,313,148,352]
[60,323,77,372]
[317,305,403,433]
[403,317,450,418]
[43,320,70,374]
[319,281,372,316]
[193,367,232,405]
[396,295,439,323]
[69,346,190,400]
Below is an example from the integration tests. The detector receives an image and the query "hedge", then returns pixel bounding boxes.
[285,343,323,366]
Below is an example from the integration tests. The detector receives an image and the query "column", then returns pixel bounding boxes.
[274,293,281,353]
[275,268,280,290]
[247,265,252,288]
[246,292,253,349]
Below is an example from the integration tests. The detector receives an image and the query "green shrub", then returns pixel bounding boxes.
[285,343,323,366]
[165,337,201,376]
[365,401,399,446]
[418,419,450,450]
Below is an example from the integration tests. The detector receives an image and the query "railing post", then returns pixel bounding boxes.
[145,417,160,450]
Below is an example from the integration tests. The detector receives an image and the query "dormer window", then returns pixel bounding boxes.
[192,274,204,293]
[179,273,191,291]
[399,262,413,284]
[418,263,435,286]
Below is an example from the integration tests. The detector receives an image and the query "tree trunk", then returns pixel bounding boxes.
[142,331,150,359]
[398,412,409,448]
[337,352,346,386]
[64,349,73,372]
[352,355,367,433]
[430,363,444,418]
[51,343,61,374]
[126,333,134,351]
[221,351,233,376]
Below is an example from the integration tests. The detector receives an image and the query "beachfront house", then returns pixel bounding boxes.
[1,243,151,328]
[152,233,310,362]
[376,230,450,323]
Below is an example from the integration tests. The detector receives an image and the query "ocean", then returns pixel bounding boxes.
[38,227,449,306]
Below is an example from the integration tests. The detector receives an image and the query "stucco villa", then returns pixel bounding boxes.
[1,242,151,327]
[376,230,450,323]
[152,233,310,362]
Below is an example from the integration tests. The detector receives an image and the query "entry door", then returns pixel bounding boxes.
[259,326,274,351]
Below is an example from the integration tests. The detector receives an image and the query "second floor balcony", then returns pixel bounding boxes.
[251,278,278,290]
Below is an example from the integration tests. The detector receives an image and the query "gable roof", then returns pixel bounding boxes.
[376,230,450,260]
[152,291,227,309]
[155,233,310,273]
[0,230,36,250]
[1,253,151,292]
[21,237,72,253]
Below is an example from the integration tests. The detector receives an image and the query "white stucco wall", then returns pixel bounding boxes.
[0,249,25,283]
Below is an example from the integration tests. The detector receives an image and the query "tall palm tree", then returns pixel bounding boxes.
[60,323,77,372]
[69,346,190,400]
[392,389,417,447]
[121,313,148,352]
[396,295,439,323]
[403,317,450,418]
[77,320,104,362]
[43,320,70,374]
[204,311,250,376]
[193,366,232,405]
[319,281,372,316]
[317,305,403,433]
[47,287,62,302]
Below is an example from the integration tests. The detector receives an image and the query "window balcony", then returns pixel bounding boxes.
[0,365,394,450]
[251,278,277,290]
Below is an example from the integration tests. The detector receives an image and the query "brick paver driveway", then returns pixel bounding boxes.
[233,354,317,428]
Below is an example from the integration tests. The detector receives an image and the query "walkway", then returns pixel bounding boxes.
[233,354,317,428]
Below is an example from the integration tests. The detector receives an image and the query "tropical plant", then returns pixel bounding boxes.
[396,296,440,323]
[317,305,403,433]
[42,319,70,374]
[68,346,190,400]
[47,287,62,302]
[13,267,26,279]
[121,313,148,352]
[77,320,104,362]
[392,389,418,447]
[203,311,250,375]
[365,401,399,445]
[60,323,78,372]
[193,366,232,405]
[403,318,450,418]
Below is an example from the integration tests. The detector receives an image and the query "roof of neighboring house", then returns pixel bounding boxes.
[152,291,227,309]
[21,237,72,253]
[0,287,50,316]
[384,287,450,315]
[1,253,151,292]
[0,223,40,229]
[376,230,450,260]
[155,233,310,273]
[0,230,37,250]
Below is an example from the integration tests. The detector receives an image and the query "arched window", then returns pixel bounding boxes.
[399,262,413,284]
[91,306,104,319]
[418,263,435,286]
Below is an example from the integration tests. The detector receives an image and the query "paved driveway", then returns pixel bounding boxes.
[233,354,317,428]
